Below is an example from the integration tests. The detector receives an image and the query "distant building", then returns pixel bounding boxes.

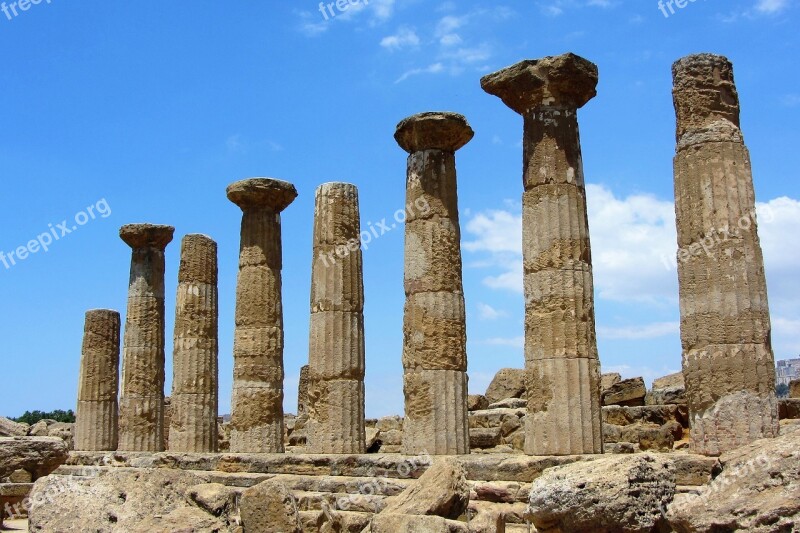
[776,358,800,387]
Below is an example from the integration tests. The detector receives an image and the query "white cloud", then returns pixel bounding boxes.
[476,302,508,321]
[462,186,800,359]
[380,26,420,50]
[482,336,525,348]
[597,321,679,340]
[395,63,445,83]
[755,0,790,14]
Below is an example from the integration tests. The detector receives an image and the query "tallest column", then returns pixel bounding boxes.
[672,54,779,456]
[228,178,298,453]
[482,54,603,455]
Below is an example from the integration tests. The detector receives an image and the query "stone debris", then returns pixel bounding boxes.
[484,369,526,405]
[527,454,676,533]
[602,377,647,407]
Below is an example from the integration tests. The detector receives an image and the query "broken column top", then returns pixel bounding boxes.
[394,112,474,153]
[480,53,598,114]
[119,224,175,249]
[178,234,218,284]
[672,53,741,147]
[316,182,358,199]
[226,178,298,211]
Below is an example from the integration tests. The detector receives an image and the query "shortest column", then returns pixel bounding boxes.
[75,309,121,451]
[169,234,219,453]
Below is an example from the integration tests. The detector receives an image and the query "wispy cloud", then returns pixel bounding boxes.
[380,26,420,51]
[597,321,679,340]
[476,302,508,321]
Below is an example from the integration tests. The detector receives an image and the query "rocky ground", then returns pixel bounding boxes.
[2,370,799,532]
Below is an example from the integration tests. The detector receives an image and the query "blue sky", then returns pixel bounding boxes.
[1,0,798,419]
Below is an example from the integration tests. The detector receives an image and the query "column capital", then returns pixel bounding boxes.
[227,178,298,212]
[481,53,598,114]
[394,112,474,153]
[120,224,175,250]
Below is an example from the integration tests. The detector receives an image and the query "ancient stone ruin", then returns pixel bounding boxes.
[2,52,796,533]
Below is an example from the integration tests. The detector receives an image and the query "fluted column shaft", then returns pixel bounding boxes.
[118,224,174,452]
[672,54,778,456]
[75,309,121,451]
[169,234,219,453]
[395,112,473,455]
[228,178,298,453]
[482,54,603,455]
[307,183,366,454]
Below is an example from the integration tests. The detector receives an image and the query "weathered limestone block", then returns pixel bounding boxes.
[118,223,174,452]
[600,372,621,392]
[240,480,301,533]
[380,458,470,519]
[0,437,68,481]
[228,178,297,453]
[170,234,219,453]
[467,395,489,412]
[75,309,120,452]
[307,182,366,454]
[653,372,684,390]
[371,514,469,532]
[482,54,603,455]
[791,379,800,399]
[527,454,675,532]
[602,377,646,407]
[667,425,800,532]
[484,369,527,405]
[672,54,779,456]
[396,112,473,455]
[646,385,687,406]
[0,418,29,438]
[403,370,469,455]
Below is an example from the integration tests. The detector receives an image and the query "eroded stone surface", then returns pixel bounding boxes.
[228,178,297,453]
[397,112,471,455]
[672,54,779,456]
[75,309,120,452]
[118,223,174,453]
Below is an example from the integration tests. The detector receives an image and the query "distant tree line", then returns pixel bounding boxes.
[10,409,75,425]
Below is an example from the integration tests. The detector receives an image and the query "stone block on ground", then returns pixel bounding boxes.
[667,425,800,532]
[790,379,800,399]
[652,372,684,390]
[467,395,489,412]
[0,437,69,481]
[600,373,621,392]
[371,513,469,532]
[484,369,526,405]
[602,377,646,407]
[0,418,29,438]
[527,454,675,533]
[240,479,301,533]
[380,457,469,519]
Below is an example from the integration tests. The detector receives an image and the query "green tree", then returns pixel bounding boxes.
[11,409,75,425]
[776,383,790,399]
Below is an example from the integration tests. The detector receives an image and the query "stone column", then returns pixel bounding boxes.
[228,178,298,453]
[306,183,366,454]
[395,112,473,455]
[118,224,174,452]
[297,365,310,417]
[672,54,779,456]
[481,54,603,455]
[75,309,121,451]
[169,234,219,453]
